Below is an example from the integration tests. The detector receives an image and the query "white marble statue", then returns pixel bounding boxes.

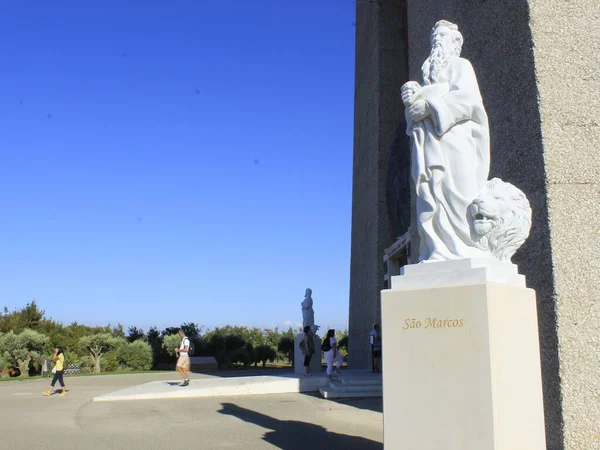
[468,178,532,261]
[402,20,491,262]
[301,288,319,334]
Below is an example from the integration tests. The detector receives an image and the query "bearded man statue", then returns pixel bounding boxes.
[301,288,318,334]
[401,20,491,262]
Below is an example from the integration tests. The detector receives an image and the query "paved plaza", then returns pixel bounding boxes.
[1,371,383,450]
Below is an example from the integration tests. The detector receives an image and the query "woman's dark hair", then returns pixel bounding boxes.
[303,326,311,334]
[55,347,64,356]
[325,329,335,339]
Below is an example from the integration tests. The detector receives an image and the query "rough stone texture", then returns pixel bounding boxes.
[348,0,408,370]
[528,1,600,448]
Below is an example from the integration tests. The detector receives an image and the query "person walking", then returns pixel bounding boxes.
[43,347,67,396]
[322,329,343,379]
[370,324,382,373]
[174,329,190,387]
[300,326,316,377]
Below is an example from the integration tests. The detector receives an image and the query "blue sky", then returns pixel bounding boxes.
[0,1,356,333]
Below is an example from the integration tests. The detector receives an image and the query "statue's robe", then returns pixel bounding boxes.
[301,297,314,329]
[406,57,490,261]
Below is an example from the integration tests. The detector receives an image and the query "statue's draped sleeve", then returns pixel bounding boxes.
[426,59,483,137]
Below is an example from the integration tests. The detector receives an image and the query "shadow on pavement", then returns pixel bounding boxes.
[301,392,383,413]
[193,368,294,378]
[219,402,382,450]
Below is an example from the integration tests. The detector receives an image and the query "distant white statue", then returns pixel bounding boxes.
[468,178,533,261]
[401,20,491,262]
[301,288,319,334]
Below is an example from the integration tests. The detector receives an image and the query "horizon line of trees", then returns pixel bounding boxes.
[0,302,348,377]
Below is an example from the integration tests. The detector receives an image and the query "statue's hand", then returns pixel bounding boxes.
[407,99,430,122]
[401,81,421,106]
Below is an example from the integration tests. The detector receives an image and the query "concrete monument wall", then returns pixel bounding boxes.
[349,1,599,449]
[348,0,408,370]
[528,1,600,448]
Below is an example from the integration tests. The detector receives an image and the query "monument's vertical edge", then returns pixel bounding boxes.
[348,0,408,369]
[528,1,600,449]
[348,0,381,371]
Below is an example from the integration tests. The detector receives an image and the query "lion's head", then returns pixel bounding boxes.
[468,178,532,261]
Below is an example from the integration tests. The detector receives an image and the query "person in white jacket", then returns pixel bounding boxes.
[322,329,343,378]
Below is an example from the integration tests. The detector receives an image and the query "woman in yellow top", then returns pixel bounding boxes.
[43,347,67,396]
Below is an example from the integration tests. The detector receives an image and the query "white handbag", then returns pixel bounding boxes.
[52,366,56,374]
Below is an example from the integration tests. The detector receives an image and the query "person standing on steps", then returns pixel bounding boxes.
[43,347,67,396]
[300,326,316,377]
[322,329,343,379]
[174,329,190,387]
[370,324,382,373]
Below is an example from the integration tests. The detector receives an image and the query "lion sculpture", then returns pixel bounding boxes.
[468,178,532,261]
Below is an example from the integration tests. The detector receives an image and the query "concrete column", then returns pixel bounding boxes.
[348,0,409,369]
[528,1,600,449]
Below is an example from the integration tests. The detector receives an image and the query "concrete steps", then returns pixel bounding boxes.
[319,371,383,399]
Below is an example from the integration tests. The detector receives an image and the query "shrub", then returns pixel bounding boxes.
[255,345,277,368]
[102,351,120,372]
[161,334,182,357]
[0,353,10,378]
[78,356,96,373]
[117,340,153,371]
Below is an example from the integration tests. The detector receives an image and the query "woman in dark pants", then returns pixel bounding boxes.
[301,326,315,376]
[44,347,67,396]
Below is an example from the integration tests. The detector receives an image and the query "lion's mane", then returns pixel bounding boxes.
[470,178,532,261]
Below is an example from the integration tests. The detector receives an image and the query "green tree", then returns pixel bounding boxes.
[162,326,180,337]
[0,301,47,333]
[127,326,147,343]
[79,333,125,373]
[179,322,203,340]
[283,327,295,340]
[106,323,126,339]
[264,327,282,349]
[117,340,153,371]
[0,329,49,377]
[17,301,45,330]
[147,327,162,367]
[277,337,294,366]
[230,348,250,367]
[255,345,277,368]
[336,329,349,357]
[245,343,256,367]
[205,325,254,345]
[202,330,249,369]
[247,327,267,347]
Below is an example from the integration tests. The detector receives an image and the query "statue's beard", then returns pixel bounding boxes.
[422,44,458,84]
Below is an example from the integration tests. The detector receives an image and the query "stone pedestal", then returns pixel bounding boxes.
[294,334,321,374]
[381,259,546,450]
